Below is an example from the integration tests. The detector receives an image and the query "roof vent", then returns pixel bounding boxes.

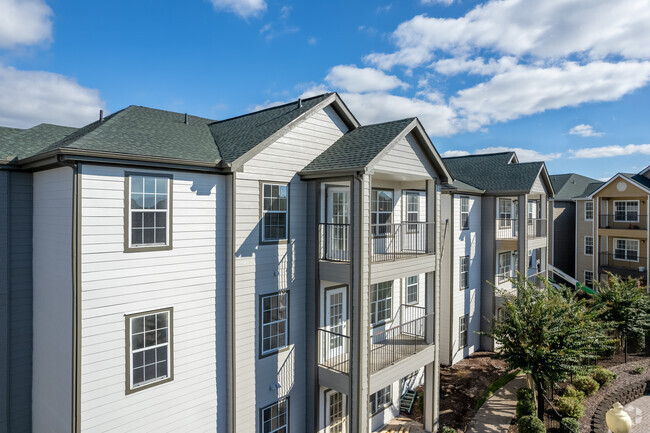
[184,113,189,124]
[99,110,104,122]
[298,98,302,109]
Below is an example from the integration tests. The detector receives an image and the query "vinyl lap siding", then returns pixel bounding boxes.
[373,133,437,178]
[79,164,223,432]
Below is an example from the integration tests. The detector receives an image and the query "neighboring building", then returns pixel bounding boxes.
[575,166,650,288]
[548,173,602,282]
[440,152,554,355]
[0,93,450,433]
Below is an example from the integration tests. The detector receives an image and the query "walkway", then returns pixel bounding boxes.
[624,395,650,433]
[466,373,527,433]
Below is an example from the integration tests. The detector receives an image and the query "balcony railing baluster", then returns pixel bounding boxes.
[598,214,647,230]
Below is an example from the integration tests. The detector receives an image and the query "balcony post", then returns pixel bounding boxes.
[424,361,435,432]
[517,195,528,279]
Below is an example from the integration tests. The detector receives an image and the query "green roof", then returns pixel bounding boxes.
[441,179,485,194]
[550,173,602,200]
[301,118,415,173]
[621,172,650,191]
[0,124,77,160]
[442,152,546,194]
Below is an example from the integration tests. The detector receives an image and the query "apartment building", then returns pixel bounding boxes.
[575,167,650,288]
[440,152,554,355]
[0,93,450,433]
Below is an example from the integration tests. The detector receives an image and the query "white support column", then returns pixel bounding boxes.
[424,361,435,432]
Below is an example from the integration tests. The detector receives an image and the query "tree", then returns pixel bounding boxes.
[592,274,650,362]
[485,274,613,420]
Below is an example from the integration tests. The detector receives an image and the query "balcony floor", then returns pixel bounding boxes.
[370,334,428,373]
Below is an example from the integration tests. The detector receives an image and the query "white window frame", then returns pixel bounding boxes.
[372,189,393,236]
[459,315,468,348]
[460,196,470,230]
[262,183,289,242]
[405,191,420,233]
[585,236,594,256]
[613,200,639,223]
[585,201,594,221]
[261,398,289,433]
[369,385,392,415]
[460,256,469,290]
[406,275,419,304]
[498,198,513,227]
[127,174,171,249]
[126,308,173,393]
[370,281,392,326]
[498,252,512,282]
[260,292,289,356]
[613,238,639,262]
[584,270,594,288]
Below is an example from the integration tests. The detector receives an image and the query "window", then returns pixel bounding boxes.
[527,249,533,269]
[614,238,639,261]
[585,201,594,221]
[126,308,172,392]
[327,391,345,433]
[614,200,639,222]
[459,315,468,348]
[128,174,171,249]
[498,198,513,227]
[498,252,512,282]
[372,189,393,236]
[261,292,288,356]
[584,271,594,289]
[405,192,419,232]
[261,398,288,433]
[460,196,470,230]
[460,256,469,289]
[370,281,392,326]
[585,236,594,255]
[406,275,418,304]
[262,183,289,242]
[369,386,392,414]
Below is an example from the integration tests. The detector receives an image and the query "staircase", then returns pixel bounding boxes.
[399,390,417,414]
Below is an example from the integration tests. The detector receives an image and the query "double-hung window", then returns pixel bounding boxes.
[261,292,288,356]
[585,236,594,255]
[406,275,418,304]
[369,386,392,414]
[262,183,289,242]
[261,398,288,433]
[128,174,171,249]
[372,189,393,236]
[460,256,469,289]
[585,201,594,221]
[405,192,419,232]
[498,252,511,282]
[460,196,470,230]
[459,315,468,348]
[614,238,639,261]
[126,308,172,393]
[585,271,594,288]
[614,200,639,222]
[370,281,392,326]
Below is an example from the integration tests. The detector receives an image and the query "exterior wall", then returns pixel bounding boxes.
[0,171,33,433]
[551,201,575,278]
[374,133,438,179]
[439,193,453,365]
[32,167,74,433]
[232,105,348,433]
[78,164,224,432]
[479,196,496,351]
[575,200,595,285]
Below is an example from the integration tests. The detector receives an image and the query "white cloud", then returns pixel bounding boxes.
[569,144,650,159]
[568,124,604,137]
[440,150,470,157]
[0,0,52,48]
[450,61,650,131]
[0,64,104,128]
[432,56,518,76]
[325,65,409,93]
[421,0,456,5]
[210,0,266,18]
[366,0,650,70]
[376,4,392,13]
[442,146,560,162]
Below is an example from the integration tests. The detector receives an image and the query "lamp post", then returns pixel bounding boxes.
[606,402,632,433]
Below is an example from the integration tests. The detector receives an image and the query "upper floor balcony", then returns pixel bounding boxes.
[495,218,547,241]
[598,214,648,232]
[599,252,648,281]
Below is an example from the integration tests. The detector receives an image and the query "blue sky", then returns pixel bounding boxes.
[1,0,649,180]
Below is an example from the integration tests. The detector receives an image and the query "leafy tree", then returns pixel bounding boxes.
[591,274,650,362]
[484,274,613,420]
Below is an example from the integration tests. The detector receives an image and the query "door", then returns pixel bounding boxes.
[326,187,350,261]
[403,191,425,252]
[325,390,347,433]
[325,287,347,361]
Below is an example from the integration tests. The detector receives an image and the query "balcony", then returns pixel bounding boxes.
[319,223,350,262]
[599,252,647,280]
[598,215,647,231]
[371,222,435,263]
[318,328,350,374]
[496,218,518,239]
[527,218,547,238]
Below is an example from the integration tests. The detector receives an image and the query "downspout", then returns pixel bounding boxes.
[355,170,367,433]
[227,173,236,433]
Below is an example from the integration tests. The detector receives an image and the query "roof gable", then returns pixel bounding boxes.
[550,173,601,200]
[588,173,650,197]
[0,123,77,161]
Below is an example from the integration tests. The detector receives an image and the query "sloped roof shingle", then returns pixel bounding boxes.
[550,173,602,200]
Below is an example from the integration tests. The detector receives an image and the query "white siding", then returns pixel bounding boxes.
[32,167,74,433]
[233,105,348,432]
[78,164,224,432]
[374,133,437,179]
[530,175,547,194]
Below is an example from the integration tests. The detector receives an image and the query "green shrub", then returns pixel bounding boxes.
[592,366,617,386]
[563,386,585,402]
[573,375,599,396]
[557,396,585,418]
[561,417,580,433]
[517,398,536,419]
[517,387,535,402]
[631,365,646,375]
[518,415,546,433]
[440,427,457,433]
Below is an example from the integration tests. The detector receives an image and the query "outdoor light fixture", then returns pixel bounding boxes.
[606,402,632,433]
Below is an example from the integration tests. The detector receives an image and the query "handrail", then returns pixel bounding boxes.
[527,218,547,238]
[370,221,435,262]
[598,214,647,230]
[317,328,350,374]
[318,223,350,262]
[496,218,518,239]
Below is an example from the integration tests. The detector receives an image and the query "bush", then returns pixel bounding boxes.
[517,387,535,402]
[557,396,585,418]
[573,375,600,396]
[563,385,585,402]
[631,366,646,375]
[592,366,617,386]
[518,415,546,433]
[440,427,457,433]
[561,417,580,433]
[517,398,536,419]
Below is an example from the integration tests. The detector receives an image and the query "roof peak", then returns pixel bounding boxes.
[442,151,514,160]
[213,93,332,124]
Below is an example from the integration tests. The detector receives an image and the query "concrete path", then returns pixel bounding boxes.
[466,373,527,433]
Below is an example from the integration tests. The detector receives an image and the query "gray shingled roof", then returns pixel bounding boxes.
[442,152,546,194]
[0,124,77,160]
[550,173,602,200]
[622,172,650,191]
[301,118,415,173]
[441,179,485,194]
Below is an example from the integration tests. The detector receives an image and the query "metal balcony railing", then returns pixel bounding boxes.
[319,223,350,262]
[599,253,647,279]
[317,328,350,374]
[527,218,547,238]
[598,215,647,230]
[496,218,518,239]
[371,222,435,263]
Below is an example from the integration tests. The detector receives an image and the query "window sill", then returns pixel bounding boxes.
[126,375,173,395]
[259,344,291,359]
[125,244,172,253]
[370,403,393,417]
